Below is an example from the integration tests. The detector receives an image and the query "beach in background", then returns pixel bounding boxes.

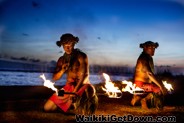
[0,71,132,86]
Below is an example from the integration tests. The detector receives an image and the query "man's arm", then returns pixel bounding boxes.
[147,72,162,88]
[52,57,68,81]
[147,72,167,95]
[141,58,163,90]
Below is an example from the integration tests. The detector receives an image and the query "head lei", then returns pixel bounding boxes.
[139,41,159,48]
[56,33,79,47]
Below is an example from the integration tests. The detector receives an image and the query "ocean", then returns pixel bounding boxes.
[0,71,132,86]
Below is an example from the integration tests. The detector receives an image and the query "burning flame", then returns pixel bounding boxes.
[102,73,122,98]
[40,74,58,95]
[101,73,174,97]
[162,81,174,92]
[121,80,144,95]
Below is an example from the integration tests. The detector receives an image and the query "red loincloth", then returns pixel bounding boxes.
[49,83,91,112]
[134,81,161,93]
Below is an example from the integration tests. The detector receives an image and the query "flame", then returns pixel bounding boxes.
[101,73,174,98]
[122,80,144,95]
[40,74,58,95]
[162,81,174,92]
[102,73,122,98]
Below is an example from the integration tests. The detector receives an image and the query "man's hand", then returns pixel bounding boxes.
[69,94,77,103]
[62,63,70,72]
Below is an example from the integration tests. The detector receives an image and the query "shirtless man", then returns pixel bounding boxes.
[44,33,97,113]
[131,41,166,110]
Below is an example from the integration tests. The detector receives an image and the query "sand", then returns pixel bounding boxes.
[0,86,184,123]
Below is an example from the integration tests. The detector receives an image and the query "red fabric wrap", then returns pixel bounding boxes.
[134,81,161,93]
[49,83,91,112]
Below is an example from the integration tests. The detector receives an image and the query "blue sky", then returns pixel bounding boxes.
[0,0,184,68]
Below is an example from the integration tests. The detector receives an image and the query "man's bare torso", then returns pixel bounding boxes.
[67,55,83,82]
[134,52,154,83]
[56,49,89,84]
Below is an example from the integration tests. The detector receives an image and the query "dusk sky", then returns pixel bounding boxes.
[0,0,184,68]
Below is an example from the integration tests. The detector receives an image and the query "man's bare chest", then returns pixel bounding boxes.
[68,60,80,72]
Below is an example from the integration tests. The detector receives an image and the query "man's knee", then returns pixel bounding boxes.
[44,100,57,112]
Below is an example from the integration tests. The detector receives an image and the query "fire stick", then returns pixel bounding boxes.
[58,89,77,96]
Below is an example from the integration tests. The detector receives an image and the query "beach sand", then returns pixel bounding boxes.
[0,86,184,123]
